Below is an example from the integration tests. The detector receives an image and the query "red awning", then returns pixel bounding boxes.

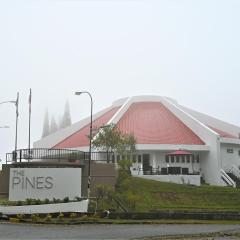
[167,150,192,156]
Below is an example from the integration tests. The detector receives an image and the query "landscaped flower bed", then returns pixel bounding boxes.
[0,199,89,214]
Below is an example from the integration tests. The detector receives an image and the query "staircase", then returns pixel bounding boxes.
[226,172,240,188]
[220,169,236,188]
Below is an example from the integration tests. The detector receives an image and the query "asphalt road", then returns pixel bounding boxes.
[0,223,240,239]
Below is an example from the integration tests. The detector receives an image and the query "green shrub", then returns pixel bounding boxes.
[57,212,64,220]
[44,214,52,222]
[53,198,61,203]
[9,217,20,223]
[79,214,88,221]
[16,201,22,206]
[44,198,50,204]
[16,214,25,220]
[74,196,81,201]
[31,214,40,222]
[70,212,77,220]
[26,198,32,205]
[63,197,69,203]
[34,199,41,205]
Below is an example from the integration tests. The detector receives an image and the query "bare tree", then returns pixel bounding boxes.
[60,100,72,129]
[42,109,50,138]
[50,116,58,134]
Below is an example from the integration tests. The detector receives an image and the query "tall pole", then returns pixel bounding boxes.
[15,92,19,153]
[75,91,93,199]
[28,88,32,152]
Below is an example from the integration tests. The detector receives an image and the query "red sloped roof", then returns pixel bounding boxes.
[116,102,205,145]
[54,106,120,148]
[208,126,238,139]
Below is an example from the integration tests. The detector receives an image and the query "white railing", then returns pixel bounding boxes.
[220,169,236,188]
[230,165,240,179]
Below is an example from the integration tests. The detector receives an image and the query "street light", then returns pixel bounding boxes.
[75,91,93,198]
[0,93,19,153]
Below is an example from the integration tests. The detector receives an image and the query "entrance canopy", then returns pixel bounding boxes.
[167,150,192,156]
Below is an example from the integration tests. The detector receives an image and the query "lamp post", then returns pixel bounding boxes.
[0,93,19,153]
[75,91,93,198]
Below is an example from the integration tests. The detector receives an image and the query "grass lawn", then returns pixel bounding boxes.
[96,173,240,212]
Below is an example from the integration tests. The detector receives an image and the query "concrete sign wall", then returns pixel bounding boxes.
[9,168,81,201]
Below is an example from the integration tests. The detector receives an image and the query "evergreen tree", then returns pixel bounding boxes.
[50,116,58,134]
[60,100,72,129]
[42,109,50,138]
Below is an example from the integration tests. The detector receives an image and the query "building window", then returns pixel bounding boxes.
[186,155,190,163]
[132,155,137,163]
[227,149,234,154]
[117,155,120,162]
[122,155,126,160]
[176,155,180,163]
[192,155,195,163]
[171,156,174,163]
[181,156,185,163]
[196,155,200,163]
[165,155,169,163]
[138,155,142,163]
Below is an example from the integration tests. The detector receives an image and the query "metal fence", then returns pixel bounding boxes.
[5,148,116,164]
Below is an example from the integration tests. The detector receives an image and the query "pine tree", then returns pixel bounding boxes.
[42,109,50,138]
[50,116,58,134]
[60,100,72,129]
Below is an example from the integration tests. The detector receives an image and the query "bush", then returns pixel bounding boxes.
[57,212,64,220]
[34,199,41,205]
[63,197,69,203]
[70,212,77,220]
[26,198,32,205]
[74,196,81,201]
[44,214,52,222]
[31,214,40,222]
[53,198,61,203]
[79,214,88,221]
[9,217,20,223]
[16,200,22,206]
[44,198,50,204]
[16,214,25,220]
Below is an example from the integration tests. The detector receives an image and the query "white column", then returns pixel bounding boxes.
[152,152,157,169]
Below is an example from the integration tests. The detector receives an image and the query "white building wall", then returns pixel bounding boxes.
[220,143,240,171]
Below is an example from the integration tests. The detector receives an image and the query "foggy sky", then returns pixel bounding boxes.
[0,0,240,164]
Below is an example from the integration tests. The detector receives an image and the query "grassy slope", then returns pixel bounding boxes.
[111,175,240,212]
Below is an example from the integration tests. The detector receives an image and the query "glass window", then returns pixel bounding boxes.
[138,155,142,163]
[192,154,195,163]
[187,155,190,163]
[122,155,126,160]
[117,155,120,162]
[132,155,137,163]
[165,155,169,163]
[171,156,174,163]
[181,156,185,163]
[196,154,200,163]
[227,149,234,154]
[176,155,180,163]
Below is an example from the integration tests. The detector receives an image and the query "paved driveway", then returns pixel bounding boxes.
[0,223,240,239]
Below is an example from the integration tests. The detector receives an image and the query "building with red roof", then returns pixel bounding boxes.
[34,96,240,187]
